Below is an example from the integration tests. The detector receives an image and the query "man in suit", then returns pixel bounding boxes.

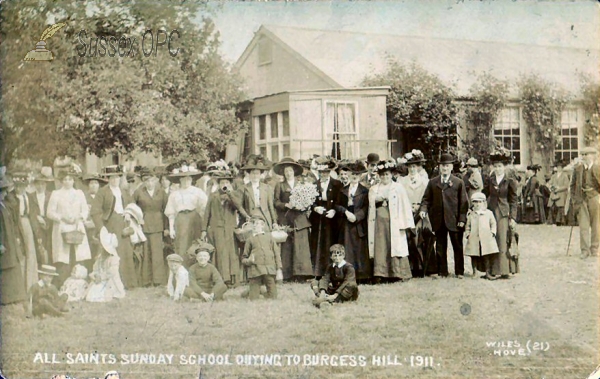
[91,165,137,288]
[240,159,278,231]
[420,153,469,278]
[310,158,343,278]
[570,147,600,258]
[360,153,380,189]
[547,160,570,226]
[29,168,54,265]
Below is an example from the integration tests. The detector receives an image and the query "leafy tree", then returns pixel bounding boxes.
[0,0,246,166]
[579,74,600,148]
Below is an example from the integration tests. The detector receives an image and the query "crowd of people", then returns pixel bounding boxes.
[0,145,598,314]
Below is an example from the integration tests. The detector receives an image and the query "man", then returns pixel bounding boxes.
[309,157,343,278]
[360,153,380,189]
[570,147,600,258]
[547,160,570,226]
[420,153,469,278]
[240,157,278,231]
[29,168,54,265]
[91,165,137,288]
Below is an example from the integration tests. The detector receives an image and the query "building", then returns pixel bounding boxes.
[234,25,599,166]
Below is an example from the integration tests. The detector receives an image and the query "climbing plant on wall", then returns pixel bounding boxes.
[579,74,600,148]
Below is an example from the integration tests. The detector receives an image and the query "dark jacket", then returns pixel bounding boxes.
[309,178,343,226]
[273,181,311,230]
[91,186,133,238]
[483,174,518,220]
[570,162,600,212]
[133,186,169,234]
[419,175,468,232]
[242,233,282,278]
[241,182,277,230]
[318,262,357,294]
[334,183,369,238]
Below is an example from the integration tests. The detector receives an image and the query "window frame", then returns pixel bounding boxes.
[493,106,522,165]
[323,100,360,159]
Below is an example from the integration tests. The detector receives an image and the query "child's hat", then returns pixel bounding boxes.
[100,227,119,256]
[38,264,59,276]
[471,192,486,202]
[124,203,144,225]
[166,254,184,263]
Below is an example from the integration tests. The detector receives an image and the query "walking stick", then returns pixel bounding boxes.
[566,225,574,256]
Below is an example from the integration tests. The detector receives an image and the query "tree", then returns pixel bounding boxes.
[0,0,246,167]
[362,59,460,170]
[579,74,600,148]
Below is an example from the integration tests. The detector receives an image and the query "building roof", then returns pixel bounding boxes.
[238,25,599,98]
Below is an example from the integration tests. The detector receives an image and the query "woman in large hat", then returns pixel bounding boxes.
[480,149,518,279]
[398,150,430,277]
[521,164,546,224]
[368,160,414,282]
[200,169,244,285]
[335,160,372,282]
[273,157,313,281]
[164,163,208,266]
[47,169,92,287]
[240,155,278,231]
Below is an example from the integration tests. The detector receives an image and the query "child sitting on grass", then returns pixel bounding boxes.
[166,253,189,301]
[185,245,228,302]
[29,264,69,317]
[242,212,282,300]
[59,264,88,302]
[311,244,359,309]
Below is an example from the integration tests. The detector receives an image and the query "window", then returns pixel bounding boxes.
[326,102,358,159]
[493,107,521,164]
[556,109,579,162]
[254,111,291,162]
[258,37,272,65]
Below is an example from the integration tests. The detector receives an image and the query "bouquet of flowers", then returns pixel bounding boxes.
[289,183,319,212]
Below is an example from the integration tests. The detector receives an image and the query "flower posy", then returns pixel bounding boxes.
[289,183,319,211]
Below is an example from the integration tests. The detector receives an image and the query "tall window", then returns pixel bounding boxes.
[254,111,291,162]
[325,102,358,159]
[493,107,521,164]
[555,109,579,162]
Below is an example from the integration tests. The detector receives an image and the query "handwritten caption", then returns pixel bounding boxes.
[34,353,439,368]
[486,340,551,357]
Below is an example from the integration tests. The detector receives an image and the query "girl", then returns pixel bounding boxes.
[464,193,499,279]
[86,227,126,302]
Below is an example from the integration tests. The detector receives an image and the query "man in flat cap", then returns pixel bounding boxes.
[570,147,600,258]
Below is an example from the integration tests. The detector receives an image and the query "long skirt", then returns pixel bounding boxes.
[373,207,412,279]
[481,207,510,276]
[522,195,546,224]
[310,217,337,277]
[174,211,202,267]
[19,217,39,292]
[281,227,313,280]
[339,220,371,280]
[1,266,26,305]
[105,213,137,289]
[208,227,239,283]
[141,233,166,286]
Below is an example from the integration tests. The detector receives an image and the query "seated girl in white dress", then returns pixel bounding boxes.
[59,264,89,302]
[86,227,126,302]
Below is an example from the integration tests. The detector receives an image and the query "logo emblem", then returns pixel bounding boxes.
[23,22,66,61]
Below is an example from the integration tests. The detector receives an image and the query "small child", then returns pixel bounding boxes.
[166,253,189,301]
[242,213,282,300]
[86,227,126,302]
[184,245,228,302]
[29,265,69,317]
[311,244,359,308]
[59,264,89,302]
[464,192,500,280]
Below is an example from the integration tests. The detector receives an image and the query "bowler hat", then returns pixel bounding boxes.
[273,157,303,177]
[437,153,456,165]
[366,153,380,165]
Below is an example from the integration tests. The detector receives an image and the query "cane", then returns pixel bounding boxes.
[566,226,574,256]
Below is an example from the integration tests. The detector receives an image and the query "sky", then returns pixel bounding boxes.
[199,0,599,63]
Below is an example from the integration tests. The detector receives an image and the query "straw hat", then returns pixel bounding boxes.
[82,173,108,185]
[38,264,59,276]
[100,227,119,256]
[167,163,202,183]
[101,165,123,177]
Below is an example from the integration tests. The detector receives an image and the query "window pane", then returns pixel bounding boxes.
[270,113,278,139]
[259,146,267,157]
[570,127,578,136]
[282,111,290,137]
[571,137,578,149]
[282,143,290,157]
[259,115,266,140]
[271,145,279,162]
[513,152,520,165]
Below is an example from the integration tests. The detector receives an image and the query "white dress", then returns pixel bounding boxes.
[47,188,91,264]
[86,255,126,302]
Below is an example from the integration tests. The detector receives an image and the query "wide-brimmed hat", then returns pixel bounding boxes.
[101,165,123,178]
[38,264,59,276]
[581,146,598,155]
[273,157,303,177]
[166,253,184,263]
[437,153,456,165]
[242,155,271,171]
[366,153,380,165]
[212,170,234,181]
[527,164,542,172]
[349,161,367,174]
[314,157,336,172]
[374,159,397,173]
[167,164,202,183]
[33,167,54,182]
[100,227,119,256]
[489,149,512,164]
[124,203,144,225]
[82,173,108,185]
[466,158,479,167]
[402,150,427,165]
[12,172,30,185]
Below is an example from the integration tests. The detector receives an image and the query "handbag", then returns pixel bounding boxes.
[62,230,85,245]
[234,222,254,243]
[508,232,519,258]
[271,230,288,244]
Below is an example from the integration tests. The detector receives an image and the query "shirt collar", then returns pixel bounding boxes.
[334,260,346,268]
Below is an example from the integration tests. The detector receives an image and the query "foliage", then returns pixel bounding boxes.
[579,74,600,147]
[518,74,568,165]
[362,60,460,169]
[0,0,246,166]
[463,72,509,164]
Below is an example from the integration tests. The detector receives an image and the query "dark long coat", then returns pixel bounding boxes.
[419,175,468,232]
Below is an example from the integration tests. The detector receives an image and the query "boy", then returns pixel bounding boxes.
[29,265,69,317]
[166,254,189,302]
[184,246,228,302]
[312,244,359,308]
[464,193,499,280]
[242,213,282,300]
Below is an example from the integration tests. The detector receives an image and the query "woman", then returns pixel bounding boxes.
[334,161,371,282]
[398,151,430,277]
[521,164,546,224]
[164,164,207,267]
[86,227,126,302]
[11,173,39,291]
[47,170,92,287]
[481,151,518,280]
[368,160,415,282]
[273,157,314,281]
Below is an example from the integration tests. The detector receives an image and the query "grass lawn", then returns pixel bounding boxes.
[1,225,598,379]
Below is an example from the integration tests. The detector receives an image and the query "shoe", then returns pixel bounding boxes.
[499,275,510,280]
[485,274,499,281]
[456,275,464,279]
[429,274,439,280]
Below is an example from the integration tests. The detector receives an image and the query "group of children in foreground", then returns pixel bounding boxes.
[30,191,511,317]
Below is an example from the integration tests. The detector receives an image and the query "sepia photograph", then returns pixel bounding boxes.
[0,0,598,378]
